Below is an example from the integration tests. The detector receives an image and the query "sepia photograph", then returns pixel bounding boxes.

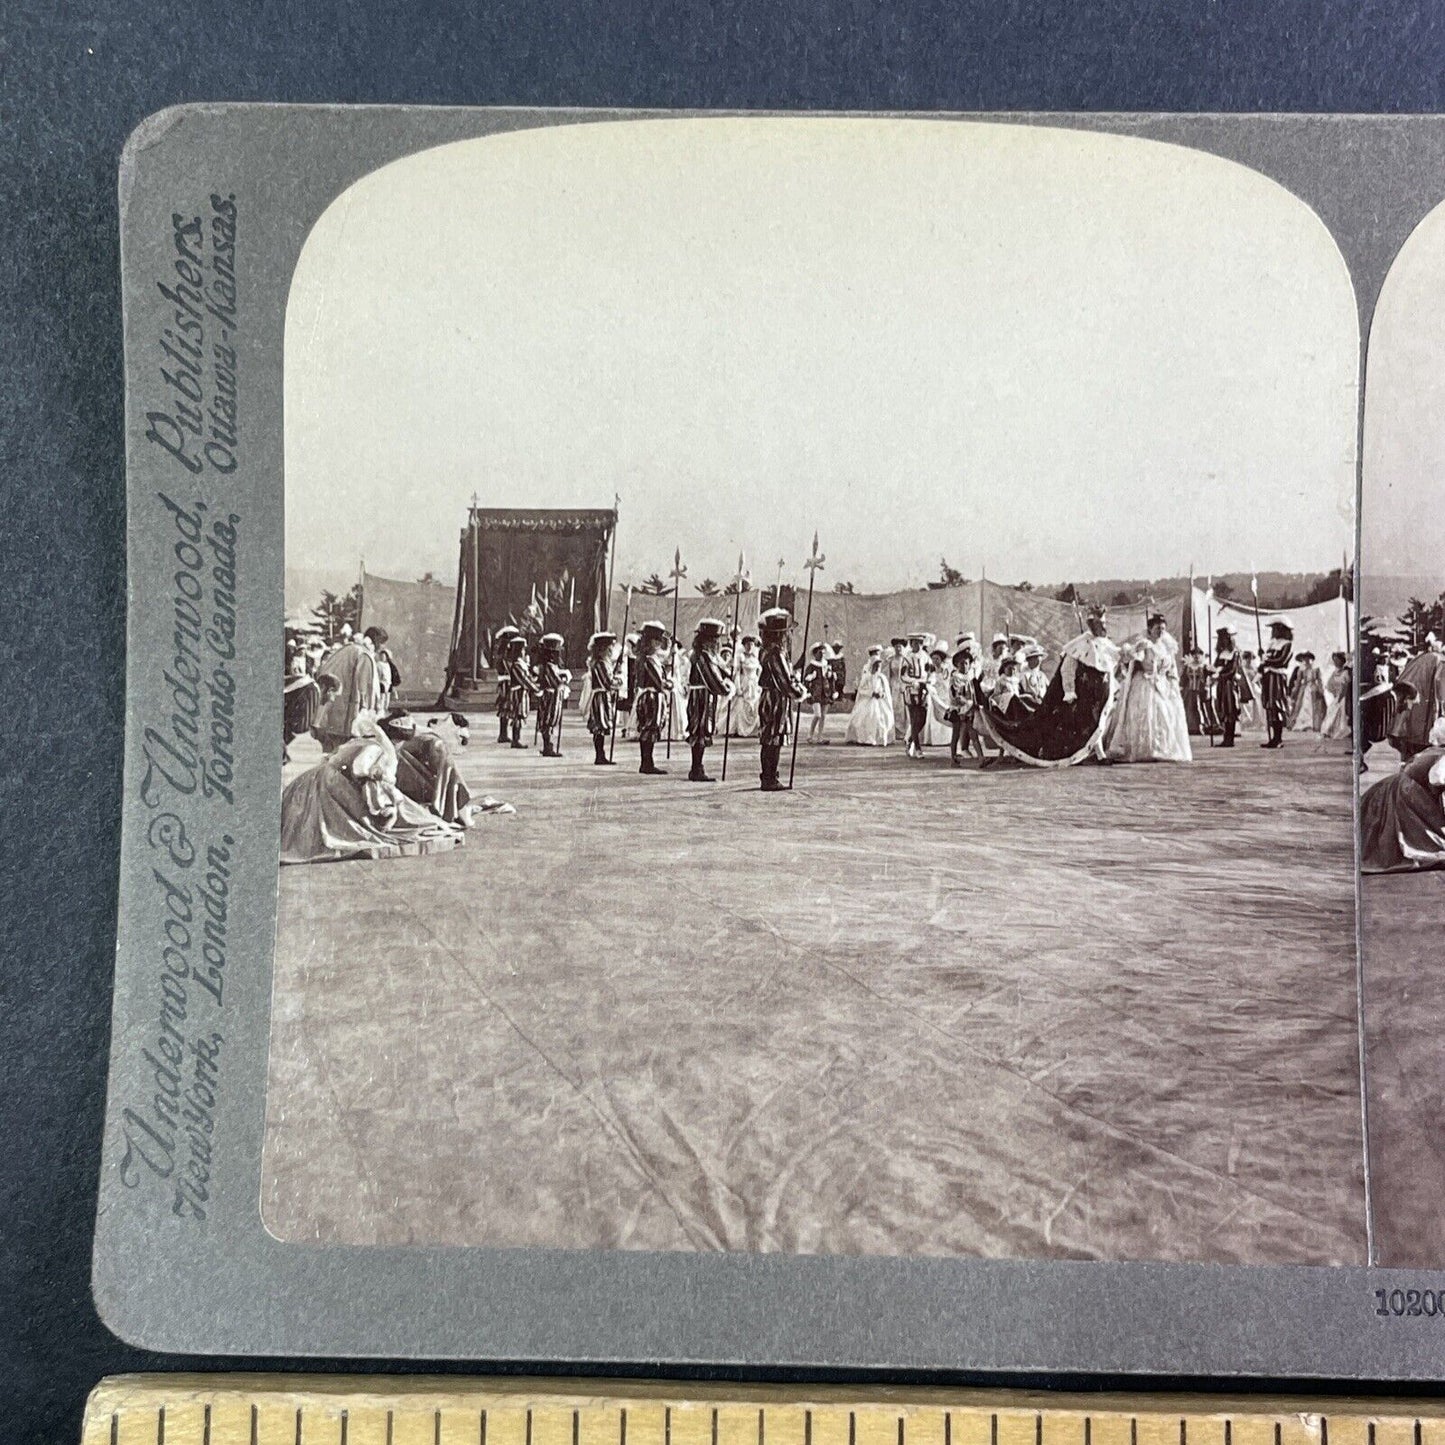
[1358,192,1445,1269]
[264,118,1364,1265]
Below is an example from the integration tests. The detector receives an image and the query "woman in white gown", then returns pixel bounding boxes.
[844,645,894,745]
[1105,615,1193,763]
[728,634,762,737]
[1287,651,1329,732]
[1321,651,1353,740]
[923,643,953,746]
[1239,652,1265,731]
[669,641,690,749]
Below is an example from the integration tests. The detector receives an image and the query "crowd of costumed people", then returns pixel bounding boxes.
[274,588,1372,866]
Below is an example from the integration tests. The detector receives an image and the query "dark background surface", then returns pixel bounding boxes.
[5,3,1445,1439]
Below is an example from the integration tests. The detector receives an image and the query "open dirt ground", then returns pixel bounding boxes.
[263,722,1368,1264]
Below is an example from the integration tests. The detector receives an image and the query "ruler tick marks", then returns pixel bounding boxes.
[621,1407,629,1445]
[1085,1418,1092,1445]
[851,1412,857,1445]
[527,1409,534,1445]
[297,1405,304,1445]
[204,1404,212,1445]
[992,1414,999,1445]
[159,1403,167,1445]
[667,1406,674,1445]
[1037,1415,1043,1445]
[482,1407,488,1445]
[1180,1419,1187,1445]
[946,1413,953,1445]
[898,1416,906,1445]
[341,1408,349,1445]
[388,1409,396,1445]
[110,1412,118,1445]
[714,1409,720,1445]
[758,1408,765,1445]
[806,1409,813,1445]
[1319,1422,1327,1445]
[576,1409,582,1445]
[435,1408,441,1445]
[252,1403,259,1445]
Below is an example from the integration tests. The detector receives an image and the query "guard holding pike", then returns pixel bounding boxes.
[536,631,571,758]
[685,618,736,782]
[757,606,807,791]
[634,620,672,775]
[491,624,520,742]
[586,630,622,766]
[504,632,540,750]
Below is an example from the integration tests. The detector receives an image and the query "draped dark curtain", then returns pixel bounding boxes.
[447,508,615,681]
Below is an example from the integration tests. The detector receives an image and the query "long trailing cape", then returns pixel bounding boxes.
[975,663,1115,768]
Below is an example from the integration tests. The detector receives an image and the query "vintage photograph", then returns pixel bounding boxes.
[1358,193,1445,1269]
[265,118,1364,1264]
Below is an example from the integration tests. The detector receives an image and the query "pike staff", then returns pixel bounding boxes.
[720,552,746,781]
[788,532,825,790]
[1250,569,1265,660]
[1205,574,1216,747]
[609,580,633,763]
[666,547,687,759]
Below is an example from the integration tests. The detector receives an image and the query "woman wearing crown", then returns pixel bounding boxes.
[1104,611,1193,763]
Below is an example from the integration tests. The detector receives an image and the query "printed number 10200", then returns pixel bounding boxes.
[1376,1288,1445,1317]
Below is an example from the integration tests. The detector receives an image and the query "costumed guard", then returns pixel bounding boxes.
[585,630,621,765]
[757,607,807,791]
[803,642,833,744]
[1258,619,1294,749]
[1180,646,1213,736]
[948,636,985,766]
[536,631,572,758]
[503,633,540,750]
[491,624,520,742]
[685,618,736,782]
[900,631,931,758]
[634,620,671,775]
[1212,625,1244,748]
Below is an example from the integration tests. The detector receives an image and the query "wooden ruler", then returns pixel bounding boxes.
[81,1377,1445,1445]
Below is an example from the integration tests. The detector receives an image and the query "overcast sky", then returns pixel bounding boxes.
[286,117,1358,593]
[1363,196,1445,582]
